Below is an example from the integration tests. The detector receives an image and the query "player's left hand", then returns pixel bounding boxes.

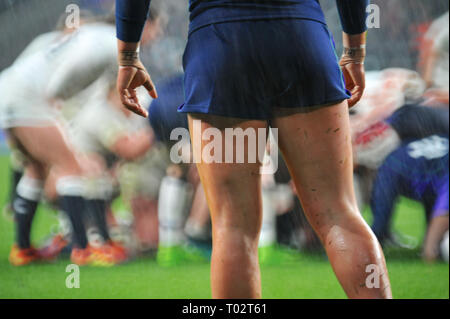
[117,61,158,118]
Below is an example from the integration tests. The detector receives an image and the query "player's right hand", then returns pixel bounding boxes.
[340,62,366,108]
[117,61,158,118]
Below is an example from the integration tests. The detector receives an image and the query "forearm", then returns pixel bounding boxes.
[422,50,438,88]
[118,40,139,52]
[340,32,367,66]
[112,131,153,161]
[343,32,366,48]
[423,215,449,262]
[116,0,151,43]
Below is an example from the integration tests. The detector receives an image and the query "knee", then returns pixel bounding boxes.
[52,154,83,177]
[308,201,370,242]
[214,221,261,251]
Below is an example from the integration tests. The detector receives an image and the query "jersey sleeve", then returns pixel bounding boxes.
[46,33,117,100]
[336,0,370,35]
[116,0,151,42]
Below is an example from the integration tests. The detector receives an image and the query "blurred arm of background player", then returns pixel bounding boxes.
[107,86,154,161]
[423,214,449,262]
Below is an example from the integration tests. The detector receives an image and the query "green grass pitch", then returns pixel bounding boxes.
[0,155,448,299]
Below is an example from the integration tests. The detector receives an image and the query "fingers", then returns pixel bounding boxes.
[119,88,149,118]
[342,63,366,108]
[348,85,364,108]
[117,66,151,117]
[117,66,137,91]
[143,76,158,99]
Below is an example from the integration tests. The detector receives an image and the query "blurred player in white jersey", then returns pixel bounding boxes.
[420,11,449,107]
[68,71,154,258]
[38,8,166,262]
[0,15,129,266]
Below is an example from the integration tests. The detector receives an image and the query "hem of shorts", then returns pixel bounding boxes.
[179,104,268,120]
[0,117,57,129]
[188,16,327,36]
[179,96,350,120]
[275,96,350,110]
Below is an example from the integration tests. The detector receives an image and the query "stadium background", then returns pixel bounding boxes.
[0,0,449,299]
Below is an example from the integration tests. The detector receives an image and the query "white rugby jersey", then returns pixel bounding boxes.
[6,23,117,102]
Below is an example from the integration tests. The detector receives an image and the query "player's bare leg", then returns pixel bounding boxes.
[272,101,392,299]
[11,125,82,180]
[188,114,267,299]
[11,125,91,252]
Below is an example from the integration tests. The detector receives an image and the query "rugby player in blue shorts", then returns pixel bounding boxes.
[115,0,392,299]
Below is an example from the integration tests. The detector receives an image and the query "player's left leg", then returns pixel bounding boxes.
[188,113,267,299]
[9,161,46,266]
[272,101,392,299]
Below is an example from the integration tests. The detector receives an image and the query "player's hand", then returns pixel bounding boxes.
[340,62,366,108]
[117,60,158,118]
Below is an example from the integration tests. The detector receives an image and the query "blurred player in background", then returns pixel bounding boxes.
[149,74,211,266]
[115,0,392,299]
[0,12,129,266]
[419,11,449,107]
[38,7,166,262]
[420,11,449,91]
[63,70,153,261]
[352,69,449,250]
[370,135,449,262]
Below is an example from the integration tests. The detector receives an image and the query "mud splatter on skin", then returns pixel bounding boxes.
[304,131,308,139]
[311,188,317,192]
[334,128,340,133]
[326,128,332,134]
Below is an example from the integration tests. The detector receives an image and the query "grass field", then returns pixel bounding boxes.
[0,154,448,299]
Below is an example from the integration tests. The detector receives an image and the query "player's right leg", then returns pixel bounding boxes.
[187,114,267,299]
[272,101,392,299]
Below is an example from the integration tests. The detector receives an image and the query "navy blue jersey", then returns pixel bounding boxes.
[116,0,369,41]
[371,135,449,239]
[188,0,327,35]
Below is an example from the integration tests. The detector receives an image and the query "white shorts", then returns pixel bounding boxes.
[0,104,58,129]
[0,71,58,129]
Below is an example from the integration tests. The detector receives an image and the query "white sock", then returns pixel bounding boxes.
[55,176,86,197]
[17,176,44,201]
[158,176,189,247]
[259,187,277,248]
[185,219,209,241]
